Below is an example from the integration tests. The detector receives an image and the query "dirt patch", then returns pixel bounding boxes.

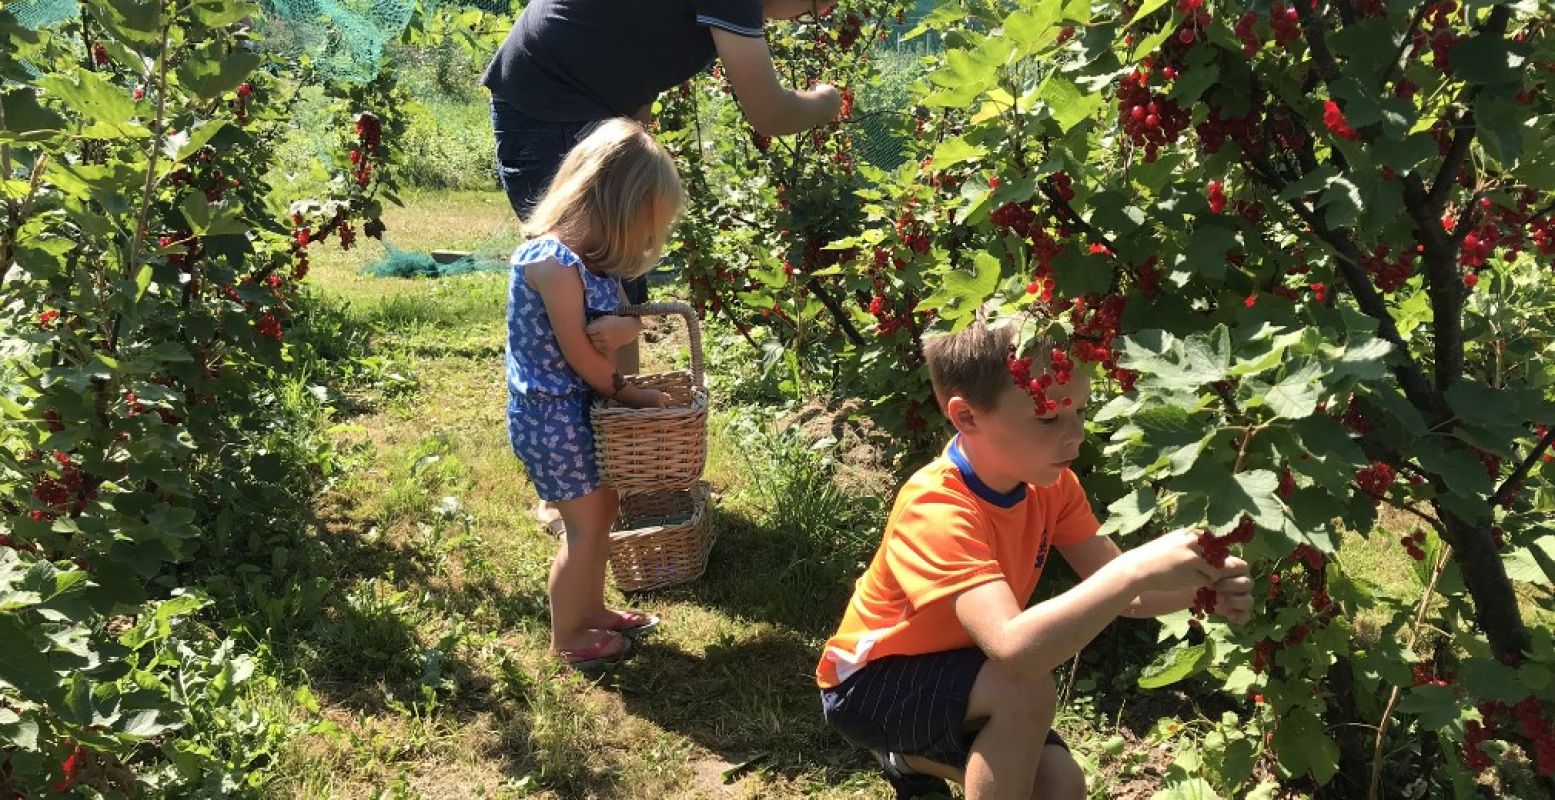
[778,397,897,496]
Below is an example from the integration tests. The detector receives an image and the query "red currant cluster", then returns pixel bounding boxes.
[1117,69,1190,162]
[1269,3,1303,46]
[1233,11,1261,56]
[1277,467,1297,498]
[1006,346,1075,415]
[1206,180,1227,214]
[1309,281,1328,303]
[1049,172,1075,202]
[838,87,855,121]
[1421,1,1464,75]
[257,313,284,341]
[1068,294,1125,365]
[37,309,59,329]
[1291,543,1325,573]
[1411,659,1454,688]
[1473,448,1502,480]
[1340,395,1372,434]
[1532,215,1555,257]
[92,42,109,67]
[751,129,772,152]
[1171,0,1210,46]
[31,450,93,519]
[1355,461,1396,501]
[1252,638,1276,674]
[1459,221,1500,268]
[1191,518,1255,617]
[833,13,862,50]
[352,113,381,187]
[234,81,252,123]
[1399,529,1428,561]
[1361,244,1418,293]
[1322,100,1359,141]
[1471,697,1555,776]
[894,214,932,256]
[1136,256,1162,299]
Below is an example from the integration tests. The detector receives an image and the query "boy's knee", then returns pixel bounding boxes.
[975,661,1056,724]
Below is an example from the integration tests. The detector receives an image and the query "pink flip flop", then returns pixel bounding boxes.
[556,630,636,672]
[609,610,661,638]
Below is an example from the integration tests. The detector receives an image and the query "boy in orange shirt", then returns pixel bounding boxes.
[816,318,1254,800]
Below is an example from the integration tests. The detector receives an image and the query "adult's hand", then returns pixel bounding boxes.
[713,28,843,135]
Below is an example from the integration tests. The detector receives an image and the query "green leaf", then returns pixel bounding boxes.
[1119,327,1232,390]
[175,51,263,100]
[1050,241,1113,296]
[1262,362,1323,419]
[1138,641,1212,688]
[1203,468,1283,534]
[1039,75,1103,133]
[1178,223,1241,281]
[1334,336,1393,381]
[1004,0,1064,57]
[923,251,1001,327]
[35,71,149,139]
[119,709,179,739]
[1126,0,1172,27]
[1271,706,1340,784]
[1318,175,1363,227]
[1453,33,1524,86]
[1415,439,1494,498]
[0,89,68,137]
[1460,657,1526,704]
[1396,684,1460,730]
[0,614,59,702]
[1130,20,1176,61]
[1150,779,1223,800]
[1475,92,1527,165]
[1100,488,1157,537]
[932,136,986,171]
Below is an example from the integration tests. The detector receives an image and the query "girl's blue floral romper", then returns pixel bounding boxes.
[506,236,622,501]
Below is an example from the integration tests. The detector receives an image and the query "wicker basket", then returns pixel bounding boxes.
[590,302,708,491]
[609,482,714,592]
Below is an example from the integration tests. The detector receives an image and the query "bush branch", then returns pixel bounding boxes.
[1491,425,1555,508]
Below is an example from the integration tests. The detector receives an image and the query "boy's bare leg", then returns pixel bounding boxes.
[1030,745,1086,799]
[897,662,1056,800]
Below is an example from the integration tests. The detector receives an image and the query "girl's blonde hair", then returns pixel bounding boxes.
[523,119,687,278]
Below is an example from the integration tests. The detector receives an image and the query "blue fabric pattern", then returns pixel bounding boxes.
[506,236,622,398]
[509,393,599,501]
[505,236,621,501]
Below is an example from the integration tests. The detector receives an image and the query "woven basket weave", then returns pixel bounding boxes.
[609,482,714,592]
[590,302,708,490]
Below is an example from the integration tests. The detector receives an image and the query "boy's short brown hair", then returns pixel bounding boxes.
[922,320,1024,411]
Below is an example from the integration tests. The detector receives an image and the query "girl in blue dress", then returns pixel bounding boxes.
[507,119,684,669]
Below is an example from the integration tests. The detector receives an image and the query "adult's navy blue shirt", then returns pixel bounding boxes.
[482,0,766,123]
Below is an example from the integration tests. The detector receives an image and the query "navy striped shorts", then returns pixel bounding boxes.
[820,648,1067,767]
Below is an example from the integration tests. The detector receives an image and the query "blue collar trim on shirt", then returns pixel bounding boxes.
[948,436,1028,509]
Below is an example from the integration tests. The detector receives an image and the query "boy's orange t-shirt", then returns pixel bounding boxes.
[815,437,1100,689]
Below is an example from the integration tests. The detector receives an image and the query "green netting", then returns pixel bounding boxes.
[7,0,516,83]
[4,0,77,30]
[360,219,524,278]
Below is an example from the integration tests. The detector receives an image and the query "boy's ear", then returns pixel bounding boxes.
[944,395,979,434]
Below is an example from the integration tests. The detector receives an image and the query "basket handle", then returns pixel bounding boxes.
[616,301,704,387]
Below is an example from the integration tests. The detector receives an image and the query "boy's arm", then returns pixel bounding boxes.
[954,530,1240,682]
[1058,535,1254,621]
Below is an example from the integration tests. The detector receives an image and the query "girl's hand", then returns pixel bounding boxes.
[585,315,642,354]
[626,387,672,409]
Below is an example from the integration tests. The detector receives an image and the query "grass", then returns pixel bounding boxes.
[262,190,917,799]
